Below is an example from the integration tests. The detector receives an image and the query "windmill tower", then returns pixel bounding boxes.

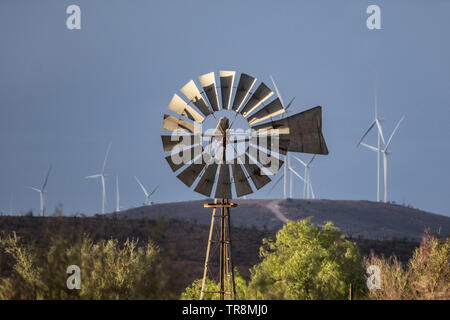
[161,70,328,300]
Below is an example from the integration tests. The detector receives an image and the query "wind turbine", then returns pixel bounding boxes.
[85,142,111,214]
[29,166,51,216]
[270,75,295,199]
[115,176,120,212]
[292,155,316,199]
[360,116,404,202]
[134,176,159,205]
[358,91,385,202]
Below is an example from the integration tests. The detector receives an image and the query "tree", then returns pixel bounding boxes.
[247,218,365,300]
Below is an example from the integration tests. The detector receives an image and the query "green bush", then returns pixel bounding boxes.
[182,218,365,300]
[0,231,177,299]
[181,270,248,300]
[247,218,365,300]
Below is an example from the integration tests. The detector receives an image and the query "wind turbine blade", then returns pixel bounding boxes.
[134,176,149,197]
[357,120,376,146]
[288,166,306,183]
[85,174,101,179]
[360,142,378,152]
[42,166,52,190]
[284,97,296,112]
[102,142,112,174]
[292,155,307,167]
[28,187,41,193]
[375,119,386,144]
[310,182,315,199]
[385,116,405,150]
[307,154,316,166]
[149,184,159,196]
[116,176,120,212]
[270,75,284,107]
[266,173,283,196]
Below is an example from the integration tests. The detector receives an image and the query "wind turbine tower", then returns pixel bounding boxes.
[85,142,111,214]
[29,166,51,216]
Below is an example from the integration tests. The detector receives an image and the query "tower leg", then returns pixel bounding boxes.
[200,204,216,300]
[200,200,237,300]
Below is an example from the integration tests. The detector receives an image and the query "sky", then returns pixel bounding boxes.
[0,0,449,217]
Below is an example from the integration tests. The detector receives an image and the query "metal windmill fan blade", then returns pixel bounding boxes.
[168,94,205,123]
[239,153,271,190]
[231,73,256,112]
[231,164,253,197]
[215,164,232,198]
[251,106,328,155]
[161,135,199,152]
[219,70,235,110]
[198,72,220,111]
[163,114,200,133]
[240,82,273,117]
[247,145,284,175]
[250,121,290,135]
[180,80,212,117]
[177,162,206,187]
[247,98,285,125]
[165,145,203,172]
[194,163,218,197]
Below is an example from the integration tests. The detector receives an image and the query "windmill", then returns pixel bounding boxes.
[360,116,404,202]
[28,166,51,216]
[292,155,316,199]
[161,70,328,300]
[85,142,111,214]
[358,92,385,202]
[134,176,158,205]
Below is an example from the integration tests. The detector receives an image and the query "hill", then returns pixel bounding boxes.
[0,216,421,292]
[109,199,450,240]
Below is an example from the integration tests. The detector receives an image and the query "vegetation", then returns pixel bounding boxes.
[0,231,177,299]
[182,218,366,300]
[364,232,449,300]
[0,214,447,300]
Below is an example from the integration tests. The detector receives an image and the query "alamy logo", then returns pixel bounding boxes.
[169,127,282,175]
[366,5,381,30]
[366,265,381,290]
[66,265,81,290]
[66,5,81,30]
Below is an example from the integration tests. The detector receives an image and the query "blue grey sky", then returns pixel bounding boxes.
[0,1,449,216]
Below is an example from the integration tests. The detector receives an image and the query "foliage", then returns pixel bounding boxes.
[247,218,365,300]
[181,270,248,300]
[0,231,177,299]
[364,232,449,300]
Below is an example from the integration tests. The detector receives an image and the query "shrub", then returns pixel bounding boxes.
[0,231,177,299]
[181,270,248,300]
[364,232,449,300]
[247,218,365,300]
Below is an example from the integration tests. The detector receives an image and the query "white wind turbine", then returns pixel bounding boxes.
[85,142,111,214]
[270,75,295,199]
[135,176,159,205]
[357,92,385,202]
[115,176,120,212]
[360,116,404,203]
[292,155,316,199]
[29,166,51,216]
